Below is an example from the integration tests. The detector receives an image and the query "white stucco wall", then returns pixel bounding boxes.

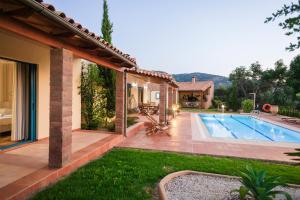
[150,91,160,105]
[72,58,82,130]
[0,30,82,139]
[127,74,151,108]
[0,30,50,139]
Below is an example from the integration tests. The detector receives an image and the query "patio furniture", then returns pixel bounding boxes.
[181,101,200,108]
[141,109,168,135]
[139,104,159,115]
[282,117,300,124]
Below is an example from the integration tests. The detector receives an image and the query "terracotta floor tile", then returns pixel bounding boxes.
[119,112,298,163]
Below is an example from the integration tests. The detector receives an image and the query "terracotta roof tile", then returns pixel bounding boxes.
[124,68,178,87]
[177,81,213,91]
[34,0,137,65]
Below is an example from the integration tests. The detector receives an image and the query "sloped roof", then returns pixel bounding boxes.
[177,81,213,91]
[0,0,136,68]
[35,0,136,64]
[125,68,178,87]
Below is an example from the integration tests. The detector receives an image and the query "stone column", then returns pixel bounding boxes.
[172,88,177,104]
[115,71,127,135]
[168,86,173,110]
[159,82,168,125]
[49,48,73,168]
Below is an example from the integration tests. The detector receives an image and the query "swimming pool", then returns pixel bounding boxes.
[199,114,300,143]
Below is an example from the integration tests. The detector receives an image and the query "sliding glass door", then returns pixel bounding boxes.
[0,58,36,149]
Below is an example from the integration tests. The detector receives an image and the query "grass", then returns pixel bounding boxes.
[32,148,300,200]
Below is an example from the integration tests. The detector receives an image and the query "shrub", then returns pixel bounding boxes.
[127,117,139,127]
[106,122,115,132]
[231,166,292,200]
[242,99,253,113]
[278,106,300,118]
[80,63,104,130]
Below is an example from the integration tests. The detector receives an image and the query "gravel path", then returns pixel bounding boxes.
[165,174,300,200]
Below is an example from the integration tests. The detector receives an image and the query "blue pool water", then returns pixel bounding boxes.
[199,114,300,143]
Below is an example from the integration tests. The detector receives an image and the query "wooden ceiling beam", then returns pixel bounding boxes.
[52,31,76,38]
[0,15,124,71]
[4,7,34,18]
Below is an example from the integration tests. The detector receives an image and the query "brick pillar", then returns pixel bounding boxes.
[49,48,73,168]
[168,87,173,110]
[115,71,127,135]
[172,88,177,104]
[159,82,168,125]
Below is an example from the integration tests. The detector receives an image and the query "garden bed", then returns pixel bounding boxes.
[160,171,300,200]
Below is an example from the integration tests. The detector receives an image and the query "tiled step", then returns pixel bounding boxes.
[0,134,124,200]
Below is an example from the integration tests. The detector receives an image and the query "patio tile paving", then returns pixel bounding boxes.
[0,131,111,188]
[118,112,299,163]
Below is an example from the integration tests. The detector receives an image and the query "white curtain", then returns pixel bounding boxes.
[0,62,14,108]
[11,63,29,141]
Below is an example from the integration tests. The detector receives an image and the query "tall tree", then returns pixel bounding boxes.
[229,66,250,97]
[288,55,300,93]
[98,0,116,123]
[101,0,113,44]
[265,0,300,51]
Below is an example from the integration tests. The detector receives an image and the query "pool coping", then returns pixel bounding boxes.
[191,113,300,148]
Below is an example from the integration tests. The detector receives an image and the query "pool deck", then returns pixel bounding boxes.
[118,112,300,163]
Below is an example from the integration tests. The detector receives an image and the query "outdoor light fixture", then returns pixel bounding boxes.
[131,82,137,87]
[144,84,148,89]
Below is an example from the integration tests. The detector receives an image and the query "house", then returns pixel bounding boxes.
[0,0,176,168]
[125,68,178,123]
[177,77,214,109]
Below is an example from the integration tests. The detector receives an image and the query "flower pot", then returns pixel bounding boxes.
[270,105,279,115]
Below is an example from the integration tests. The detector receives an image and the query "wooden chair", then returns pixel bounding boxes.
[141,109,168,135]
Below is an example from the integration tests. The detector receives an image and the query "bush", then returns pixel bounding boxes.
[278,106,300,118]
[241,99,253,113]
[231,166,292,200]
[127,117,139,127]
[106,122,115,132]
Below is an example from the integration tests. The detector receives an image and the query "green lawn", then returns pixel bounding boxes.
[32,148,300,200]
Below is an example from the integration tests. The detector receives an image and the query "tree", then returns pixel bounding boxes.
[226,83,239,111]
[229,66,250,97]
[98,0,116,124]
[80,63,105,129]
[101,0,113,44]
[265,1,300,51]
[288,55,300,93]
[260,60,293,106]
[249,62,263,94]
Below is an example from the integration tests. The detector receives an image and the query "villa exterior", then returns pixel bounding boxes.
[177,77,214,109]
[125,68,178,123]
[0,0,176,170]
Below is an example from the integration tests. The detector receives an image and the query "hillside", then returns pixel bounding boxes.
[173,72,231,88]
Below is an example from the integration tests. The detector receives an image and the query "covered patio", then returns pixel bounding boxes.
[125,68,179,126]
[177,77,214,109]
[0,130,124,199]
[0,0,138,199]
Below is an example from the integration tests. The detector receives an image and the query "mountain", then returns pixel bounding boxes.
[173,72,231,88]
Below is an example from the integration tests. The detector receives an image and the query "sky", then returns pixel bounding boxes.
[46,0,299,76]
